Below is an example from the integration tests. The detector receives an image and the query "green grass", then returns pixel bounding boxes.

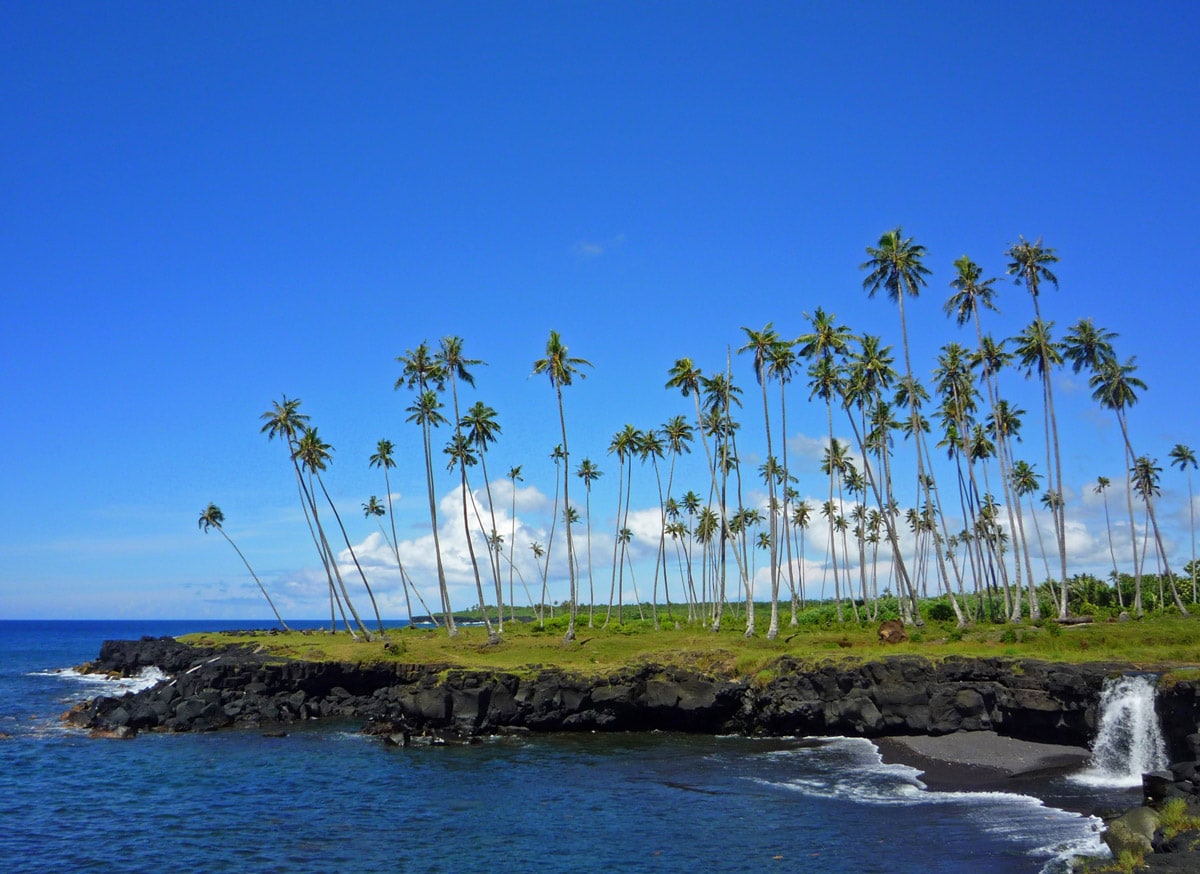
[179,608,1200,677]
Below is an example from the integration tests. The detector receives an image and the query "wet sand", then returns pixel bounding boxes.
[875,731,1093,793]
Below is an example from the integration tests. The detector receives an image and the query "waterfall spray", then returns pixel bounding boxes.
[1074,674,1167,788]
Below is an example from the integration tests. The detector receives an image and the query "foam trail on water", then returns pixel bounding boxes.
[1073,674,1167,788]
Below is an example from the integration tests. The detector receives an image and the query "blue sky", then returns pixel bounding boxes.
[3,2,1198,620]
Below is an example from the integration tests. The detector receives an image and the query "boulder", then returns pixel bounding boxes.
[1102,806,1159,857]
[877,620,906,643]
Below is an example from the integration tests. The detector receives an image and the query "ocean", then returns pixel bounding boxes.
[1,620,1134,873]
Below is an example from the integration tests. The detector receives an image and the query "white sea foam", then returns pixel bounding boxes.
[753,737,1109,869]
[33,665,169,696]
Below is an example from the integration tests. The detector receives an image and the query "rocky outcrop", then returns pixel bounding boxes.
[66,638,1183,753]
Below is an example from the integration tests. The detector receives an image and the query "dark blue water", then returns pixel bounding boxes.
[1,621,1115,873]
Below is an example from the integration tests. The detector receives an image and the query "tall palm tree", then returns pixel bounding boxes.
[605,424,642,626]
[1062,318,1118,377]
[1169,444,1198,603]
[506,465,523,622]
[1006,236,1069,613]
[261,396,348,633]
[638,427,669,627]
[1130,455,1188,614]
[575,457,603,626]
[369,438,423,626]
[1005,236,1059,324]
[766,340,800,624]
[462,400,505,630]
[666,358,748,631]
[947,256,1034,618]
[1093,476,1123,607]
[702,367,751,631]
[445,430,496,638]
[532,331,592,641]
[1088,355,1191,615]
[739,323,785,638]
[1012,319,1069,617]
[198,503,289,630]
[396,343,456,635]
[860,228,935,623]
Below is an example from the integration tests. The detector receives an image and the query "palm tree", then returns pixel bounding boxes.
[532,331,592,641]
[739,323,785,638]
[1169,444,1197,603]
[766,340,800,623]
[575,457,603,626]
[506,465,523,622]
[445,430,496,638]
[461,400,505,631]
[666,358,748,631]
[534,446,565,625]
[404,386,455,634]
[198,503,289,630]
[396,343,456,635]
[1012,318,1069,617]
[1062,318,1117,377]
[1130,455,1188,614]
[1006,237,1070,614]
[702,366,751,631]
[1005,236,1059,324]
[947,256,1033,618]
[637,427,669,627]
[1093,476,1123,607]
[606,424,642,626]
[261,396,349,633]
[369,439,424,626]
[860,228,935,623]
[293,427,378,639]
[1089,355,1190,615]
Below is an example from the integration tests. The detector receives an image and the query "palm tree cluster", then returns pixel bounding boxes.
[198,231,1196,636]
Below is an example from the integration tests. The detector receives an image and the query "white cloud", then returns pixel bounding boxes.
[571,233,626,260]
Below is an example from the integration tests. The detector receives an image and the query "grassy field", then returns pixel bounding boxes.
[179,607,1200,680]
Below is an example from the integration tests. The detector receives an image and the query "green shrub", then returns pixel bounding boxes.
[999,627,1018,645]
[924,600,957,623]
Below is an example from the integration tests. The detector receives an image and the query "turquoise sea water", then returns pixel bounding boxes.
[1,621,1131,873]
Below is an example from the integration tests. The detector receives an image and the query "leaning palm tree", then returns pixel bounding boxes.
[261,396,348,633]
[293,427,380,638]
[198,503,289,630]
[1090,355,1188,616]
[1169,444,1198,604]
[532,331,592,641]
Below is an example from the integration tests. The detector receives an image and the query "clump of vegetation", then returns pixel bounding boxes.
[1156,797,1200,842]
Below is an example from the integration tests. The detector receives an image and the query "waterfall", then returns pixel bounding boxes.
[1074,674,1168,788]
